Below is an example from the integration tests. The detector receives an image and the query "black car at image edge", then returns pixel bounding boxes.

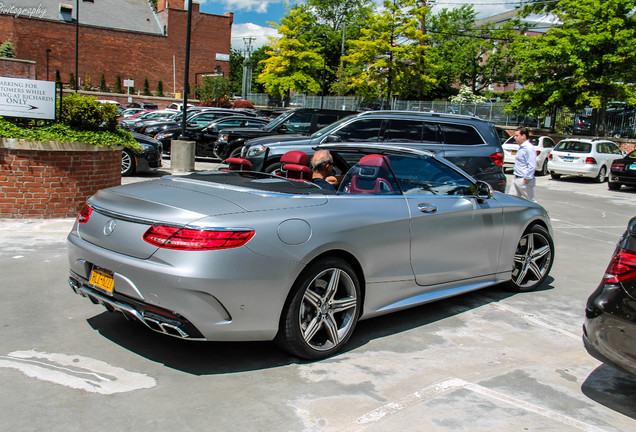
[583,216,636,377]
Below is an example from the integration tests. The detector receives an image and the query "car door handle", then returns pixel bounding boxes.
[418,203,437,213]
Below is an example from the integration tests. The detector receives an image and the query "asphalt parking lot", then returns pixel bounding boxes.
[1,164,635,432]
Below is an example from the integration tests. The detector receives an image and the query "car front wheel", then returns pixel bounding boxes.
[122,149,136,176]
[275,258,361,360]
[507,225,554,292]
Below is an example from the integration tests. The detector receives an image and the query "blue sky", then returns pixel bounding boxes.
[195,1,519,51]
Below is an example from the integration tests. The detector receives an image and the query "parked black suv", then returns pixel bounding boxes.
[241,110,507,192]
[213,108,357,160]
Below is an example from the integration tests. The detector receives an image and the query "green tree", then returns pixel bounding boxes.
[156,80,164,97]
[55,70,61,86]
[427,6,523,99]
[0,39,15,58]
[83,72,92,91]
[99,73,108,92]
[257,5,324,98]
[510,0,636,133]
[197,76,232,106]
[343,0,435,102]
[143,77,151,96]
[229,48,244,95]
[308,0,373,31]
[69,72,76,90]
[250,45,270,93]
[114,75,123,94]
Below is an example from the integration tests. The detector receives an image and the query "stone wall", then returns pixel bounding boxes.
[0,140,121,218]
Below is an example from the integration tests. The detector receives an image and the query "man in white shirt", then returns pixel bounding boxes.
[509,126,537,201]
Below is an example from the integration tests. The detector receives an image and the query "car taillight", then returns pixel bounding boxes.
[143,225,254,250]
[77,203,92,224]
[602,247,636,284]
[549,154,553,160]
[585,157,597,164]
[612,162,624,170]
[490,152,504,167]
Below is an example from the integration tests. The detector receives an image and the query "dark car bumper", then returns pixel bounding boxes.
[610,172,636,187]
[583,283,636,377]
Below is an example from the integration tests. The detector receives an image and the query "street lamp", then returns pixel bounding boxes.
[46,48,51,81]
[75,0,79,91]
[316,33,327,109]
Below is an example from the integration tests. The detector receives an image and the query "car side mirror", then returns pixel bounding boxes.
[324,134,342,143]
[476,181,493,202]
[278,125,288,133]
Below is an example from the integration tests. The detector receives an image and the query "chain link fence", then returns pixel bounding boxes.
[245,93,636,137]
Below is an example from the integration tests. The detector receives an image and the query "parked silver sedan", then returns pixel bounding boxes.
[67,143,554,359]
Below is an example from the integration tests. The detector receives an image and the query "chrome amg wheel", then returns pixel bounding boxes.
[508,225,554,292]
[276,258,360,359]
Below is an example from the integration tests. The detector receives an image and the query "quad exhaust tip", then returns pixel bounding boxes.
[68,278,203,340]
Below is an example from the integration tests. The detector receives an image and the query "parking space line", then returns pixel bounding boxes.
[349,378,607,432]
[488,302,581,340]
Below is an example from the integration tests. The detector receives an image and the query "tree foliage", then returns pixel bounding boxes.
[343,0,435,101]
[427,5,524,98]
[510,0,636,124]
[197,76,233,106]
[257,5,324,97]
[0,39,15,58]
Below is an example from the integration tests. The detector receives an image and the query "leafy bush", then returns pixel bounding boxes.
[233,99,255,109]
[0,117,138,150]
[59,93,120,131]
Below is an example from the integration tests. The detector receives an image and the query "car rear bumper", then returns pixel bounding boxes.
[583,283,636,376]
[609,173,636,186]
[548,162,599,178]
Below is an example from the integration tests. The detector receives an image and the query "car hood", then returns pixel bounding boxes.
[78,176,327,259]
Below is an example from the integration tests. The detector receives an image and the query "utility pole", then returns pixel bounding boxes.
[241,37,255,99]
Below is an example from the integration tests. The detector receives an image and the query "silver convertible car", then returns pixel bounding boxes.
[67,143,554,359]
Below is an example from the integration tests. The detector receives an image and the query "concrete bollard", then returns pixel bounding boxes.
[170,140,195,173]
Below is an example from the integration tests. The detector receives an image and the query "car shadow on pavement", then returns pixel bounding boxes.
[581,364,636,419]
[86,282,550,374]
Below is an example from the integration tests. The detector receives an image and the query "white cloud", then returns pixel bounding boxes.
[197,0,280,14]
[231,22,280,51]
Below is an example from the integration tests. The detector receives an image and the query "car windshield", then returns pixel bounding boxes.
[554,141,592,153]
[311,114,358,138]
[262,110,297,132]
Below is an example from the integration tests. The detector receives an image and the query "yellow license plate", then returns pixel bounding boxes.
[89,268,114,294]
[511,150,517,155]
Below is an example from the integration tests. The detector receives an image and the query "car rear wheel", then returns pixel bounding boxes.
[550,172,561,180]
[537,159,548,176]
[507,225,554,292]
[594,166,607,183]
[122,149,136,176]
[608,181,622,191]
[275,258,361,360]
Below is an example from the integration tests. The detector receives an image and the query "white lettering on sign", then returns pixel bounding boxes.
[0,77,56,120]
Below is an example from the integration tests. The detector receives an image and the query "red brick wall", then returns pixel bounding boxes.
[0,146,121,218]
[0,58,35,79]
[0,6,232,94]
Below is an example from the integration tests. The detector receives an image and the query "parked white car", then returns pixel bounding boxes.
[502,135,556,176]
[547,139,624,182]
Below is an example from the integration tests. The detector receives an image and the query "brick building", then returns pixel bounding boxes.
[0,0,232,95]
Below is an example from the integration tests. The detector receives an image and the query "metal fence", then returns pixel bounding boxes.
[245,93,636,137]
